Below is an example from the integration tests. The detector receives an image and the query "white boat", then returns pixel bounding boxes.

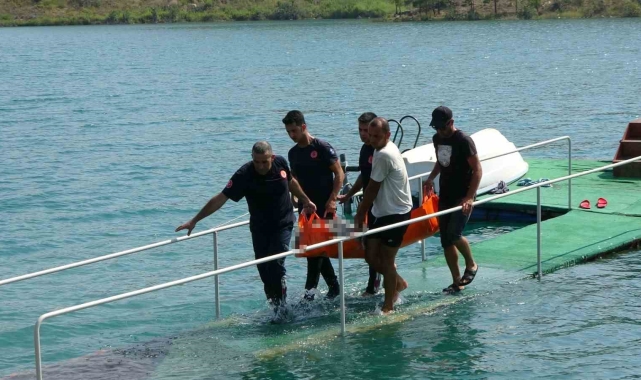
[402,128,529,197]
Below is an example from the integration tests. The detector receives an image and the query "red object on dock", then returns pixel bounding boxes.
[613,118,641,178]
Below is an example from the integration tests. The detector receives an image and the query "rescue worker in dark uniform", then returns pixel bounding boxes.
[283,110,343,300]
[175,141,316,307]
[338,112,382,296]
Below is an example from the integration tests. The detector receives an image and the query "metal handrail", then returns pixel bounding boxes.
[0,219,250,287]
[33,154,641,380]
[2,137,570,289]
[407,135,572,211]
[408,135,570,260]
[398,115,422,149]
[389,119,404,148]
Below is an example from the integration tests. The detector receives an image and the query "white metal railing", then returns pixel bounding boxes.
[1,137,571,288]
[32,154,641,380]
[368,136,571,260]
[0,219,250,288]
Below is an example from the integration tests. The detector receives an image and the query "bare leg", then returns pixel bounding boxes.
[396,275,408,292]
[453,237,477,271]
[364,238,381,273]
[444,244,463,287]
[379,244,402,313]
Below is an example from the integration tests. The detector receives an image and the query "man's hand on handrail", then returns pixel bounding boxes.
[175,219,197,236]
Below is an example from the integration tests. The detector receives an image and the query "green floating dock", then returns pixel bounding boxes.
[426,159,641,276]
[480,159,641,216]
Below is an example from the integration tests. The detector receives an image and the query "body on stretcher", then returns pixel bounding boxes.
[295,193,440,259]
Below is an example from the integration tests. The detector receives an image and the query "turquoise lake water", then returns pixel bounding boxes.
[1,19,640,379]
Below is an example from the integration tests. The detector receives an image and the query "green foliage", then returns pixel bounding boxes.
[36,0,66,9]
[413,0,449,14]
[466,8,480,17]
[272,0,303,19]
[581,0,605,16]
[613,0,641,15]
[2,0,640,27]
[444,7,463,18]
[529,0,541,13]
[517,4,534,17]
[69,0,101,8]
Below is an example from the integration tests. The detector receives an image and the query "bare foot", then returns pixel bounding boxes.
[392,292,404,305]
[396,277,408,293]
[381,307,394,315]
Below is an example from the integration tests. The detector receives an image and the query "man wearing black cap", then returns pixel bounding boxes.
[423,106,482,294]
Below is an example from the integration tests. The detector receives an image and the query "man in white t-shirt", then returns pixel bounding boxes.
[355,117,413,313]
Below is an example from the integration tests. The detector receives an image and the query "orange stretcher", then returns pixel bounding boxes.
[295,193,440,259]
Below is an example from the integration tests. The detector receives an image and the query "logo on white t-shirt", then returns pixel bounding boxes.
[437,145,452,167]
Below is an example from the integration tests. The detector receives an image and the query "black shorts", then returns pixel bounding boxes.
[367,211,411,248]
[438,198,471,248]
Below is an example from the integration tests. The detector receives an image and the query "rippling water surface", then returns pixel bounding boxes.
[1,19,640,378]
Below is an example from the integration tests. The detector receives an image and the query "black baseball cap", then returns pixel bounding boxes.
[429,106,453,129]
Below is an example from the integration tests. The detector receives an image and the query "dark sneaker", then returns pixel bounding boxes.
[326,283,340,300]
[270,305,290,324]
[361,288,378,297]
[303,288,316,301]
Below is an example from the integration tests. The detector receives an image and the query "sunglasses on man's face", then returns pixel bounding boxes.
[431,119,451,130]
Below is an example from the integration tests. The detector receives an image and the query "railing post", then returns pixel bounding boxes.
[537,187,542,281]
[213,232,220,319]
[338,241,345,336]
[568,138,572,210]
[35,319,43,380]
[417,178,426,261]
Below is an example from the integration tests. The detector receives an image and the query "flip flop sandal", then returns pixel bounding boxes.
[517,178,532,186]
[539,178,552,188]
[579,200,591,209]
[459,267,478,286]
[442,283,463,294]
[597,197,608,208]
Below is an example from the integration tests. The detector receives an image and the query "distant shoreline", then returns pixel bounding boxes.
[1,0,639,27]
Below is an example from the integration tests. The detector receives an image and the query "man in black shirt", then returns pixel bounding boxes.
[283,110,343,301]
[175,141,316,309]
[338,112,381,296]
[423,106,482,294]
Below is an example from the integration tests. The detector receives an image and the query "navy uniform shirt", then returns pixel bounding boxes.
[222,156,295,233]
[358,143,375,190]
[432,130,478,203]
[288,138,338,216]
